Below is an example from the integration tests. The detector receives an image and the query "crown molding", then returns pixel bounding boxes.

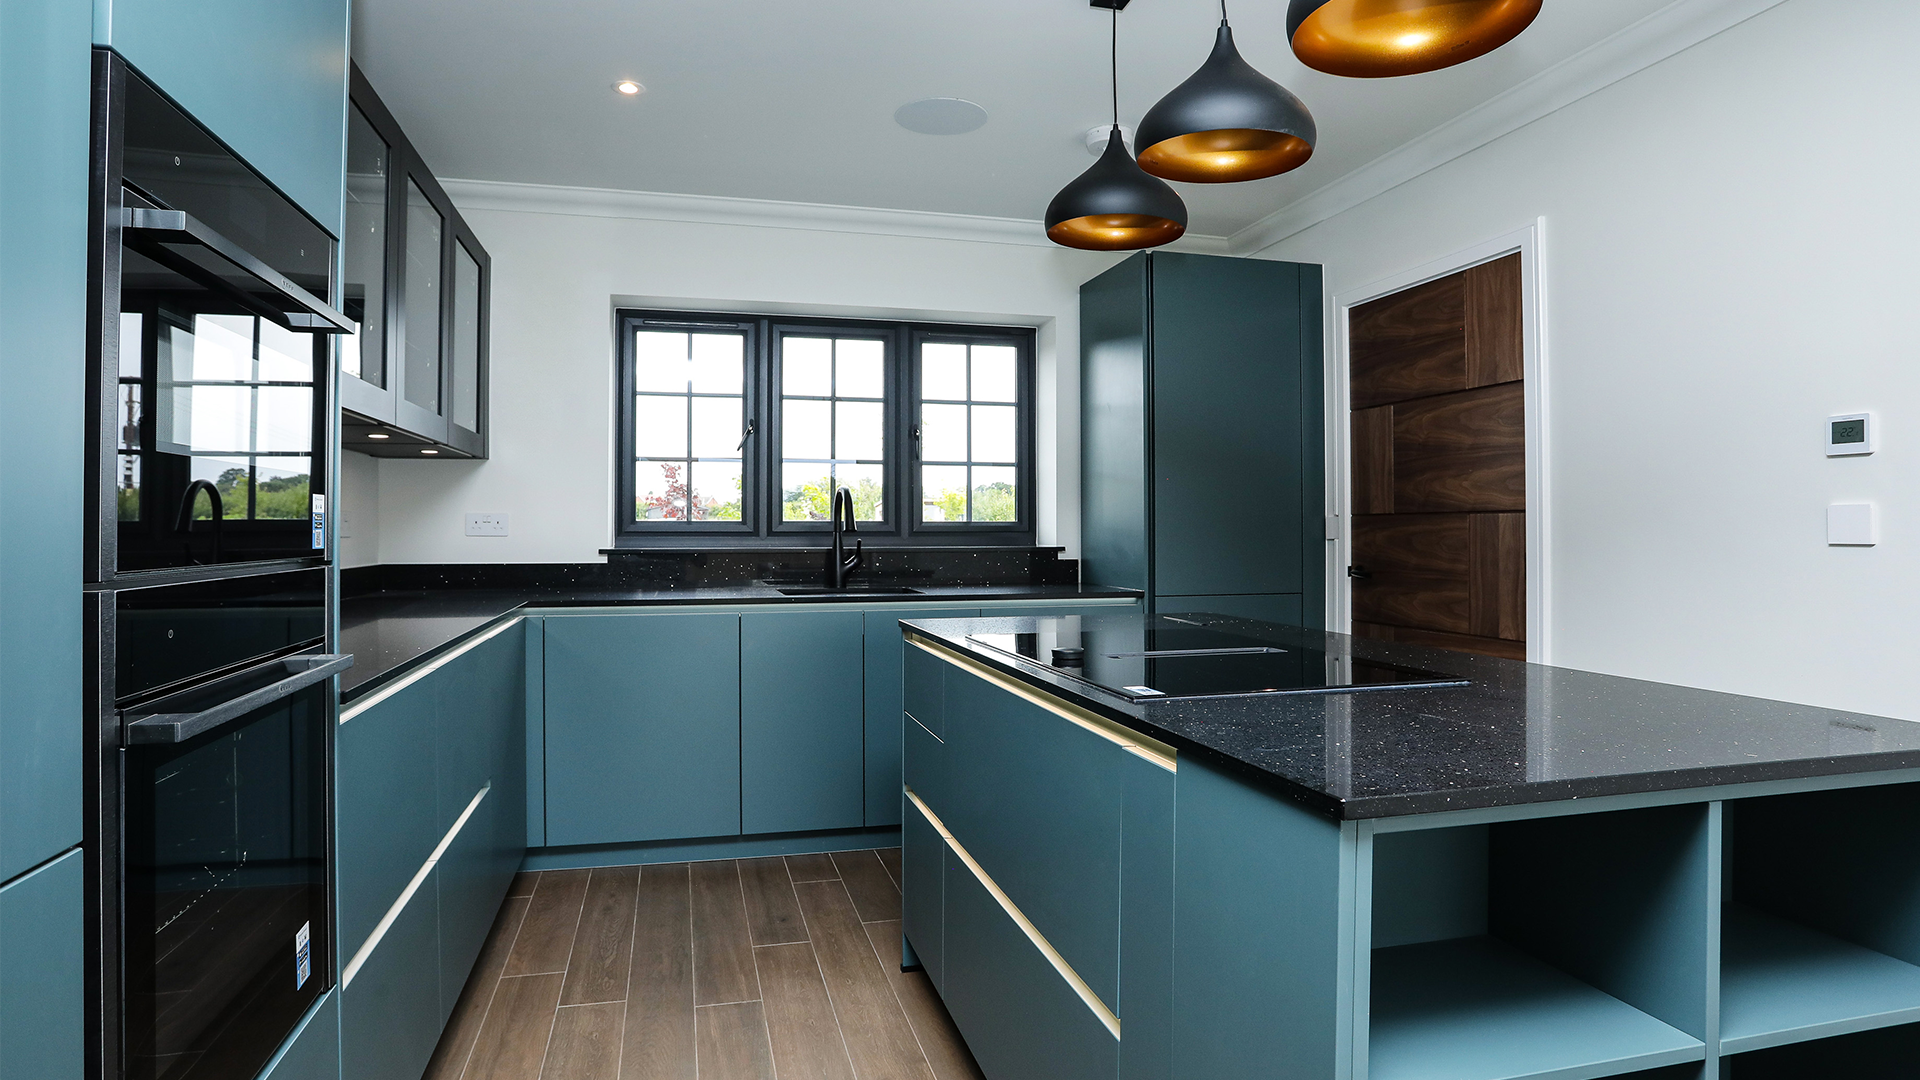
[1227,0,1796,255]
[439,177,1231,254]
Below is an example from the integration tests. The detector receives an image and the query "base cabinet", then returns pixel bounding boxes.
[341,869,443,1080]
[0,850,84,1080]
[543,613,741,845]
[257,992,341,1080]
[742,609,866,833]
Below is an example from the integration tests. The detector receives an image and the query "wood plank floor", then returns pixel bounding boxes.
[425,849,984,1080]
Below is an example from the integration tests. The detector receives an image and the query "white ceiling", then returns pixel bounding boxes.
[352,0,1680,239]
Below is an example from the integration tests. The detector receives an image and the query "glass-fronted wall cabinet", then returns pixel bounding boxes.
[339,64,490,459]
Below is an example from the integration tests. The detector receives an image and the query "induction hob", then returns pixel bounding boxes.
[966,616,1470,702]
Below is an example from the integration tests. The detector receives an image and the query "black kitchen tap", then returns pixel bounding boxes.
[174,478,224,564]
[826,486,863,589]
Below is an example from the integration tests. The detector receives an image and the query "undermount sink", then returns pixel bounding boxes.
[773,585,924,596]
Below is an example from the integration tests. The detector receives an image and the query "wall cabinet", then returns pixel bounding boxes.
[1081,252,1324,624]
[338,65,491,458]
[336,621,525,1080]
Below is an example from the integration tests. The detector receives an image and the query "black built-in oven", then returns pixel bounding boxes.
[87,48,354,1080]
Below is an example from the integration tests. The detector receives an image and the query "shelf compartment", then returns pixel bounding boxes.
[1370,936,1703,1080]
[1724,1021,1920,1078]
[1721,903,1920,1053]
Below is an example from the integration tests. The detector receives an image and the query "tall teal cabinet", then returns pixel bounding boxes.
[1080,252,1326,626]
[94,0,350,234]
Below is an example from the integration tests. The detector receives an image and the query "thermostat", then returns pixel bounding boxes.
[1826,413,1875,456]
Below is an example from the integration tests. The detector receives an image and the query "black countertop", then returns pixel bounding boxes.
[903,612,1920,820]
[338,582,1139,701]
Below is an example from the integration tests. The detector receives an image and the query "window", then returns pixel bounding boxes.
[615,311,1033,545]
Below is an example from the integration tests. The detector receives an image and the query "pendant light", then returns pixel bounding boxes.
[1135,1,1316,185]
[1045,7,1187,251]
[1287,0,1542,79]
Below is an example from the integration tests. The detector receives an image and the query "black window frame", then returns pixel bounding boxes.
[613,309,1036,548]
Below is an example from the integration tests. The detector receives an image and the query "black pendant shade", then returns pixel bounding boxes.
[1046,127,1188,251]
[1287,0,1542,78]
[1135,23,1316,184]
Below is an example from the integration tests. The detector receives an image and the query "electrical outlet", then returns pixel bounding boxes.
[465,513,508,537]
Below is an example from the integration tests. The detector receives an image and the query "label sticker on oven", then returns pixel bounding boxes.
[310,494,326,550]
[295,922,312,989]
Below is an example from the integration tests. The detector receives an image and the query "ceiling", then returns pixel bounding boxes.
[352,0,1680,239]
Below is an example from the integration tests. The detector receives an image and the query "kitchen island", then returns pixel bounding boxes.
[900,612,1920,1080]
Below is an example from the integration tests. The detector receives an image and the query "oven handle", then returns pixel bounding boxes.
[121,207,356,334]
[124,654,355,745]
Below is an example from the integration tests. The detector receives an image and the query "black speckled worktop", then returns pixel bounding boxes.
[338,573,1138,702]
[902,611,1920,820]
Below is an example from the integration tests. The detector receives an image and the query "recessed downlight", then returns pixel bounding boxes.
[420,449,439,455]
[367,432,390,440]
[614,80,644,96]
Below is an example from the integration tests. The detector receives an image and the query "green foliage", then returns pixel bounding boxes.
[971,481,1016,522]
[924,486,966,522]
[698,471,743,521]
[784,474,883,522]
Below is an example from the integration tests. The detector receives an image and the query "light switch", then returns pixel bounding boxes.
[465,513,508,537]
[1828,503,1876,546]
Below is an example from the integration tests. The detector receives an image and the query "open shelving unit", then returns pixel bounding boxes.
[1364,805,1713,1080]
[1721,784,1920,1057]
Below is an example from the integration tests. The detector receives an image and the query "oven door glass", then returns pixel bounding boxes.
[121,675,329,1080]
[116,284,325,571]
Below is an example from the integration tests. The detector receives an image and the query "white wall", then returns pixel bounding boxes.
[1260,0,1920,720]
[342,208,1123,567]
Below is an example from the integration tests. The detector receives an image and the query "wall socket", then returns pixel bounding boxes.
[465,513,509,537]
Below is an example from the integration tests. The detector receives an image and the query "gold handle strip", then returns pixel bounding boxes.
[905,788,1121,1039]
[906,633,1176,772]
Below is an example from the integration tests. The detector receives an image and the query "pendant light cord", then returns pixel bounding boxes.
[1221,0,1229,24]
[1110,6,1119,129]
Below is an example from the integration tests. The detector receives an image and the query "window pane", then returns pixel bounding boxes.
[837,462,884,521]
[835,400,884,460]
[343,105,386,387]
[972,405,1017,463]
[176,316,251,381]
[782,466,833,521]
[691,396,743,458]
[690,461,743,521]
[921,403,967,461]
[922,343,967,400]
[634,395,688,458]
[452,242,481,431]
[690,333,743,394]
[972,466,1017,522]
[635,332,690,393]
[255,387,314,452]
[836,339,885,398]
[637,461,690,520]
[783,337,832,396]
[782,398,831,459]
[921,465,968,522]
[972,345,1018,402]
[257,321,310,382]
[253,458,311,519]
[403,179,442,412]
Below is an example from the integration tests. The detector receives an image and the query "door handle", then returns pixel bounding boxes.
[1347,566,1372,580]
[124,654,354,745]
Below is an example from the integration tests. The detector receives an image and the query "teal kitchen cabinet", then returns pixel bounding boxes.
[544,612,742,845]
[337,620,527,1080]
[1081,252,1324,624]
[742,609,867,834]
[0,850,85,1080]
[864,605,978,826]
[98,0,350,235]
[256,992,341,1080]
[1,0,90,885]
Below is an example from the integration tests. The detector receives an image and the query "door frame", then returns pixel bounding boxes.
[1325,219,1551,662]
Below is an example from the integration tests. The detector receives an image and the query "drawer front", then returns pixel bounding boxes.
[0,851,85,1080]
[942,663,1124,1009]
[340,865,442,1080]
[902,636,947,739]
[943,848,1118,1080]
[434,786,511,1023]
[865,606,977,826]
[902,798,946,991]
[336,678,440,966]
[257,991,340,1080]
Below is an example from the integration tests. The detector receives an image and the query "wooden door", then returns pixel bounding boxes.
[1348,254,1526,659]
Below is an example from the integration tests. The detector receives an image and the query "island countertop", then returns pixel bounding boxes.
[902,611,1920,819]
